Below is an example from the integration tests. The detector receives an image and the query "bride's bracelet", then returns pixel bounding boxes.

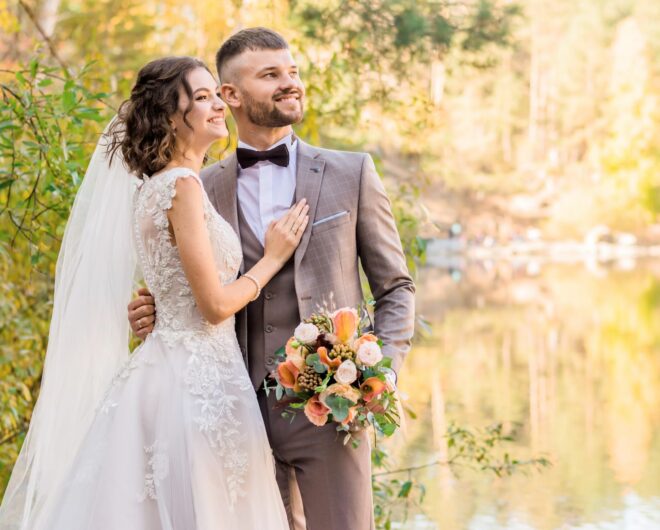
[242,273,261,301]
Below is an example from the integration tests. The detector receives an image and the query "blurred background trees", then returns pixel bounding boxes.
[1,1,660,525]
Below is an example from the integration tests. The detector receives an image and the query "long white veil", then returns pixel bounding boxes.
[0,120,140,529]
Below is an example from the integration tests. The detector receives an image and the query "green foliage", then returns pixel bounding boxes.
[292,0,521,137]
[0,58,110,493]
[371,422,551,528]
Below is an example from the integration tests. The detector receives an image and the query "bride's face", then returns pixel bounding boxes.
[171,67,228,149]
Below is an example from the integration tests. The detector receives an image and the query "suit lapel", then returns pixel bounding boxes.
[211,154,244,273]
[294,141,325,269]
[212,154,240,237]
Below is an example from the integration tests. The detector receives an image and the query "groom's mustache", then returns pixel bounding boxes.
[273,89,303,101]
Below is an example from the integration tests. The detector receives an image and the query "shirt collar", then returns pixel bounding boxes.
[237,133,297,156]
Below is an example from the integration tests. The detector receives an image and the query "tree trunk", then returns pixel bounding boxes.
[38,0,60,38]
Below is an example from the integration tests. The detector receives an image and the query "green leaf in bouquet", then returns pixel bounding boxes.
[378,356,393,369]
[314,372,332,393]
[305,353,327,374]
[263,378,273,396]
[274,346,286,360]
[324,394,353,422]
[289,401,306,409]
[361,368,379,380]
[275,384,284,401]
[380,423,397,436]
[284,387,298,398]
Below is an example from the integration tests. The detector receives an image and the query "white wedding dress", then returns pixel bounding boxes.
[38,168,288,529]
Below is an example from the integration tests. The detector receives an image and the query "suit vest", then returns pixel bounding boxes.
[237,204,300,388]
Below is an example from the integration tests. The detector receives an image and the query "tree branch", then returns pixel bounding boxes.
[17,0,69,74]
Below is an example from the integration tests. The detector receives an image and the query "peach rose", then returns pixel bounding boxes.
[277,360,301,389]
[353,333,378,350]
[320,383,361,407]
[304,395,331,426]
[356,341,383,367]
[285,337,301,356]
[335,360,358,385]
[294,322,320,344]
[360,377,387,402]
[285,338,306,372]
[332,308,359,343]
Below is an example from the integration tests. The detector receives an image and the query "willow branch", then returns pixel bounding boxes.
[17,0,69,74]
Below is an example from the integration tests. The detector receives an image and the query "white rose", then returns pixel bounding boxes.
[356,342,383,367]
[294,322,319,344]
[334,360,358,385]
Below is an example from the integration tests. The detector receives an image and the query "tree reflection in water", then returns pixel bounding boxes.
[388,260,660,529]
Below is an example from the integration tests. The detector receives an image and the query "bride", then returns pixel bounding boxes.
[0,56,307,529]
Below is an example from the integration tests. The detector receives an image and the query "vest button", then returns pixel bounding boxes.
[265,325,274,333]
[265,291,274,300]
[266,357,275,366]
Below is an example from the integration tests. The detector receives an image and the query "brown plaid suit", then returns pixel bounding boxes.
[200,140,415,530]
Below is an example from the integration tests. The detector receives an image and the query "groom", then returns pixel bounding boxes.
[129,27,415,529]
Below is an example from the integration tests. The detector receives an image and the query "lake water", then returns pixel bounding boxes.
[389,258,660,529]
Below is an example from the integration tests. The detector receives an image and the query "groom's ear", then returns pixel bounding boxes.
[220,83,241,109]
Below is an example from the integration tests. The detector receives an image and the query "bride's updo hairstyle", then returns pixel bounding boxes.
[108,56,210,178]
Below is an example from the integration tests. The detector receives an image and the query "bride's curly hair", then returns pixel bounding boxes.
[107,56,210,178]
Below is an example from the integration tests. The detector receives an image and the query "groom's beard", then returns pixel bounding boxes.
[243,90,304,128]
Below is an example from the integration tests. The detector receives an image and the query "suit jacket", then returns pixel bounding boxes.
[200,140,415,373]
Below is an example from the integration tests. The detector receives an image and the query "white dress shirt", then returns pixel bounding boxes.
[237,134,297,245]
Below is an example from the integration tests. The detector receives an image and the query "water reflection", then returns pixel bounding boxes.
[391,259,660,529]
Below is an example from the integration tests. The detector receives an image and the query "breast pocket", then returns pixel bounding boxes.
[311,210,350,235]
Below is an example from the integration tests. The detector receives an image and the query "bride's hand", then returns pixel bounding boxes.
[263,199,309,266]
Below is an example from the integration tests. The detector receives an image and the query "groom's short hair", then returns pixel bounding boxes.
[216,27,289,82]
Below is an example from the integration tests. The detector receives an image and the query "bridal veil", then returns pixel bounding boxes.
[0,121,140,529]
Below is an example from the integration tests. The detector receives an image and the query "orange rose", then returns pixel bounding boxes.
[318,346,342,369]
[360,377,387,402]
[304,395,331,426]
[353,333,378,350]
[332,308,359,343]
[277,360,301,389]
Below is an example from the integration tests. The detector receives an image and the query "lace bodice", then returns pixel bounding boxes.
[133,167,242,347]
[132,168,252,504]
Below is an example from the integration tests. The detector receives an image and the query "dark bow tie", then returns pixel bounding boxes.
[236,143,290,169]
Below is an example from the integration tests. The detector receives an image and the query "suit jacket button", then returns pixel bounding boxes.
[265,325,274,333]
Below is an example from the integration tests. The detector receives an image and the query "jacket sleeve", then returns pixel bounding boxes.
[356,154,416,373]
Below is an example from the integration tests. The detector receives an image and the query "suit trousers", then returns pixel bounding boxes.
[257,388,376,530]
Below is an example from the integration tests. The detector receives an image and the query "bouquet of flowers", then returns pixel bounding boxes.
[271,307,400,443]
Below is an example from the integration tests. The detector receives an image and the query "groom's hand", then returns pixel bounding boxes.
[128,287,155,340]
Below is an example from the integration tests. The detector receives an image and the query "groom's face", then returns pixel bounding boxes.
[222,48,305,127]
